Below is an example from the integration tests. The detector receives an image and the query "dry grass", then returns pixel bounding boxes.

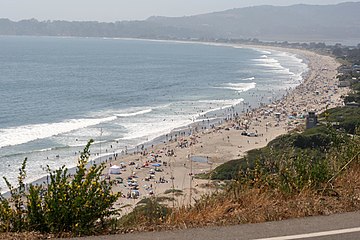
[5,167,359,239]
[5,164,360,238]
[3,134,359,238]
[112,148,360,234]
[165,163,360,229]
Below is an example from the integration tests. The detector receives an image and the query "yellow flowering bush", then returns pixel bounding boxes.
[0,140,121,236]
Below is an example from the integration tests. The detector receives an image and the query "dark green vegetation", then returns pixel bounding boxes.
[0,140,120,236]
[321,107,360,134]
[118,197,170,230]
[210,110,359,190]
[163,189,183,196]
[210,124,333,180]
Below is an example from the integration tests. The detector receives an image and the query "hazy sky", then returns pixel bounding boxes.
[0,0,352,22]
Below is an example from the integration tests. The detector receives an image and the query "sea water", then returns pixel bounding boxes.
[0,36,308,191]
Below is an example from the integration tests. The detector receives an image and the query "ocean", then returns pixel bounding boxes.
[0,36,308,191]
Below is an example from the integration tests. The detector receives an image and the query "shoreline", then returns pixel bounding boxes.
[98,43,349,212]
[2,41,349,211]
[3,39,306,191]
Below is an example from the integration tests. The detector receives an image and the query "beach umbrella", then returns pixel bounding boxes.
[109,165,121,174]
[131,190,140,198]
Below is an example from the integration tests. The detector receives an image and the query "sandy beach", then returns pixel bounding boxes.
[99,45,349,214]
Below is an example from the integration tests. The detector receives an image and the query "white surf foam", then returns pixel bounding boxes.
[196,99,244,118]
[119,97,244,143]
[254,56,280,66]
[242,77,255,81]
[198,99,244,105]
[261,50,272,54]
[218,82,256,92]
[253,56,295,75]
[115,108,152,117]
[252,49,272,55]
[121,117,191,141]
[0,116,117,148]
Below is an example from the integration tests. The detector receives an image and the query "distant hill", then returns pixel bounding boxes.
[1,2,360,43]
[146,2,360,42]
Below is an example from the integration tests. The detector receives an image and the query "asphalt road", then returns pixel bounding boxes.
[68,211,360,240]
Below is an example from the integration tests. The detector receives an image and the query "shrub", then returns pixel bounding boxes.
[321,107,360,134]
[0,140,121,236]
[210,122,358,195]
[119,197,170,228]
[0,159,28,232]
[210,159,245,180]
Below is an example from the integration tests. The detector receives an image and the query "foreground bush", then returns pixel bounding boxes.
[118,197,171,231]
[0,140,121,236]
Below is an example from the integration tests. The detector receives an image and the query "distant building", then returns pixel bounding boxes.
[306,111,318,129]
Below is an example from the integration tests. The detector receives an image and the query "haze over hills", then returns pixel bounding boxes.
[0,2,360,44]
[147,2,360,43]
